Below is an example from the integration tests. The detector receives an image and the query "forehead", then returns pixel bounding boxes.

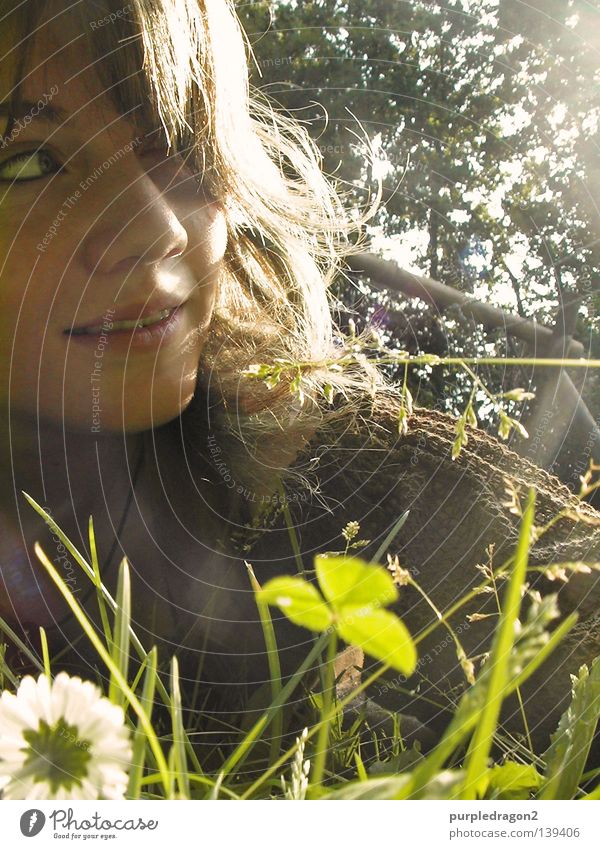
[0,12,145,138]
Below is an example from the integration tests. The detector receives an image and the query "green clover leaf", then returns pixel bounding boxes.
[314,554,398,610]
[337,606,416,674]
[256,576,333,631]
[257,555,416,675]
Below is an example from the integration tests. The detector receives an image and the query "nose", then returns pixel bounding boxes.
[81,157,189,276]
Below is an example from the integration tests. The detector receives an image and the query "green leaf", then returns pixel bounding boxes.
[466,403,477,428]
[323,775,410,800]
[323,382,335,404]
[0,615,44,675]
[485,763,543,800]
[315,555,398,611]
[337,607,416,674]
[323,770,463,800]
[498,412,512,440]
[373,510,410,563]
[395,591,573,801]
[264,371,282,389]
[170,657,190,800]
[243,363,272,378]
[247,563,283,763]
[257,577,333,631]
[89,516,112,646]
[398,406,409,435]
[461,488,536,799]
[503,388,536,402]
[33,543,171,795]
[512,418,529,439]
[452,415,467,459]
[127,648,158,800]
[109,558,131,709]
[290,369,305,405]
[540,656,600,800]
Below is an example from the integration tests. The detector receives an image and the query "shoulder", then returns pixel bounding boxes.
[277,392,600,748]
[284,390,587,537]
[256,391,600,616]
[242,386,600,590]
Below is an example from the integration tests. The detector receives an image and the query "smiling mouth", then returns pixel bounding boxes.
[67,307,175,336]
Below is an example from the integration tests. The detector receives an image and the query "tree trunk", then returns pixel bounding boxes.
[345,252,600,479]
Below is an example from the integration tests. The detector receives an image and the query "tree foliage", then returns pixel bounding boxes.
[236,0,600,436]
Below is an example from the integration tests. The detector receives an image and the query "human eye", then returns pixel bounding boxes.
[0,147,64,183]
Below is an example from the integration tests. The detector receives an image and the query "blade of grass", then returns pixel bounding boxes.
[209,772,225,800]
[89,515,112,646]
[0,645,19,688]
[461,487,536,799]
[25,495,204,776]
[139,772,241,799]
[277,477,305,577]
[25,493,95,580]
[246,562,283,764]
[309,629,338,792]
[581,782,600,800]
[540,656,600,800]
[167,745,176,800]
[127,647,158,800]
[39,626,51,680]
[373,509,410,563]
[219,632,329,780]
[582,765,600,784]
[170,656,191,799]
[108,558,131,709]
[354,751,368,782]
[0,615,44,673]
[129,655,149,695]
[34,542,171,795]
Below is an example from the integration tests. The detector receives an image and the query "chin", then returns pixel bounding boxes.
[49,384,195,435]
[121,378,198,433]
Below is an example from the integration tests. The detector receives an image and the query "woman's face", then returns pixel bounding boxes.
[0,26,227,434]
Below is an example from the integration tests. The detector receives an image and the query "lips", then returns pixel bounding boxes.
[68,307,175,336]
[65,300,185,336]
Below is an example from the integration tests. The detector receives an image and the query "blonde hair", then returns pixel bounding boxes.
[3,0,396,514]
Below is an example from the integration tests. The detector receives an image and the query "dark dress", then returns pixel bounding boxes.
[20,395,600,761]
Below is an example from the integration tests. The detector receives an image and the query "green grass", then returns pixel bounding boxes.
[0,487,599,801]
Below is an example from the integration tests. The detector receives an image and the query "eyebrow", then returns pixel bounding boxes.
[0,100,69,126]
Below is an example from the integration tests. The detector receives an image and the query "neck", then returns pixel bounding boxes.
[0,411,142,531]
[0,413,144,629]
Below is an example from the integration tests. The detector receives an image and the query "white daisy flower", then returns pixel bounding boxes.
[0,672,132,800]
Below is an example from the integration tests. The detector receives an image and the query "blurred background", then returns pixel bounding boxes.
[235,0,600,499]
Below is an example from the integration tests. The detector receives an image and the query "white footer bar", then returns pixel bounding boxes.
[0,799,598,847]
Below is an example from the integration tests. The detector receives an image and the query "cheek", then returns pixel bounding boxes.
[0,203,75,327]
[0,216,38,323]
[0,245,57,390]
[188,201,228,267]
[185,203,227,321]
